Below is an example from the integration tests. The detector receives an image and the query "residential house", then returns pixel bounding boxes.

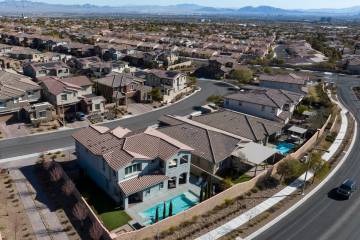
[95,72,151,105]
[191,109,284,145]
[158,115,278,176]
[346,57,360,74]
[72,56,112,77]
[223,86,303,124]
[73,125,193,209]
[38,75,104,115]
[0,70,41,115]
[23,61,70,79]
[19,102,54,125]
[145,69,188,103]
[258,73,309,94]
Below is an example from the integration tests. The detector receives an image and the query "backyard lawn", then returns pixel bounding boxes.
[76,176,131,231]
[232,174,253,184]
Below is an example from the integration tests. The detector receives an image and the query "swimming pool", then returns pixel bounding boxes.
[276,142,296,155]
[139,191,199,225]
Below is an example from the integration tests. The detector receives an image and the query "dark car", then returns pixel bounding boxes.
[65,113,76,123]
[337,179,356,199]
[76,112,86,121]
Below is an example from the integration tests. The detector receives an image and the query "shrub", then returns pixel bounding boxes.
[256,176,280,190]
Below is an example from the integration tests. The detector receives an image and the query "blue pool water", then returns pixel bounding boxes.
[139,191,199,225]
[276,142,295,155]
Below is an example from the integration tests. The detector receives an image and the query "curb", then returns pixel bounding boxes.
[0,86,202,142]
[245,105,357,240]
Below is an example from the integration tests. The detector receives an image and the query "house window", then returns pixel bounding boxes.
[39,111,47,118]
[113,170,116,178]
[168,159,178,168]
[0,101,5,108]
[261,106,265,111]
[27,91,34,97]
[180,155,189,164]
[271,107,276,113]
[94,103,101,110]
[125,163,142,176]
[61,94,67,101]
[238,101,242,106]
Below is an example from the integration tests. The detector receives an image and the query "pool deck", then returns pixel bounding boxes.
[125,179,201,225]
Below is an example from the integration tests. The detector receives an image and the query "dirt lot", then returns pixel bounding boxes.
[0,170,35,240]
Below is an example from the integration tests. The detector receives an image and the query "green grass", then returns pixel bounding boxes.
[232,174,252,184]
[76,176,131,231]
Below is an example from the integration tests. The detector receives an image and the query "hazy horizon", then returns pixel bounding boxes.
[6,0,360,9]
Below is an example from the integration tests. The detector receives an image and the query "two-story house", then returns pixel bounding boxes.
[0,70,41,115]
[23,61,70,79]
[95,72,151,105]
[39,75,104,115]
[145,70,188,103]
[223,86,304,124]
[73,125,193,209]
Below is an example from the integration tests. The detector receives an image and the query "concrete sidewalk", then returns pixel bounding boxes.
[196,96,350,240]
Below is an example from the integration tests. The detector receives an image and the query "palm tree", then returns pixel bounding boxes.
[200,186,204,202]
[155,206,159,223]
[163,202,167,220]
[169,201,173,217]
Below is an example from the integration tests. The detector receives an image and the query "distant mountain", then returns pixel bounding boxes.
[237,6,301,15]
[0,1,359,17]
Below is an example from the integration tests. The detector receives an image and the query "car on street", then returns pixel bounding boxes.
[337,179,356,199]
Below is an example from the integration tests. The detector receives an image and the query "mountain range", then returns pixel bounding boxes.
[0,1,359,17]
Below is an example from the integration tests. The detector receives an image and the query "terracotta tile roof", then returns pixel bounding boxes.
[225,86,303,108]
[118,174,169,197]
[0,70,40,100]
[158,118,243,164]
[39,76,91,96]
[192,109,284,142]
[73,126,192,171]
[259,73,308,85]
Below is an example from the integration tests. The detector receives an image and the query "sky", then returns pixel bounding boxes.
[37,0,360,9]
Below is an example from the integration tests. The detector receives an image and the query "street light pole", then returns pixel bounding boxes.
[302,154,311,195]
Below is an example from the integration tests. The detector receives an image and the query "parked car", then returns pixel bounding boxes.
[76,112,86,121]
[337,179,356,199]
[65,113,76,123]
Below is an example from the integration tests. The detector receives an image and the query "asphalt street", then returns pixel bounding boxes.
[0,79,233,159]
[254,75,360,240]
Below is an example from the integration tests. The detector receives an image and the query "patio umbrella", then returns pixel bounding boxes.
[169,200,173,217]
[155,206,159,223]
[163,201,167,219]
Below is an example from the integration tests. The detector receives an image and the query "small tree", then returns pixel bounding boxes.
[72,202,88,227]
[207,95,224,106]
[169,201,173,217]
[150,88,163,102]
[229,68,253,84]
[62,180,75,196]
[89,222,103,240]
[188,76,197,87]
[277,159,304,183]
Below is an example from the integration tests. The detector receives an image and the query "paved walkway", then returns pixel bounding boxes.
[196,96,349,240]
[10,168,69,240]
